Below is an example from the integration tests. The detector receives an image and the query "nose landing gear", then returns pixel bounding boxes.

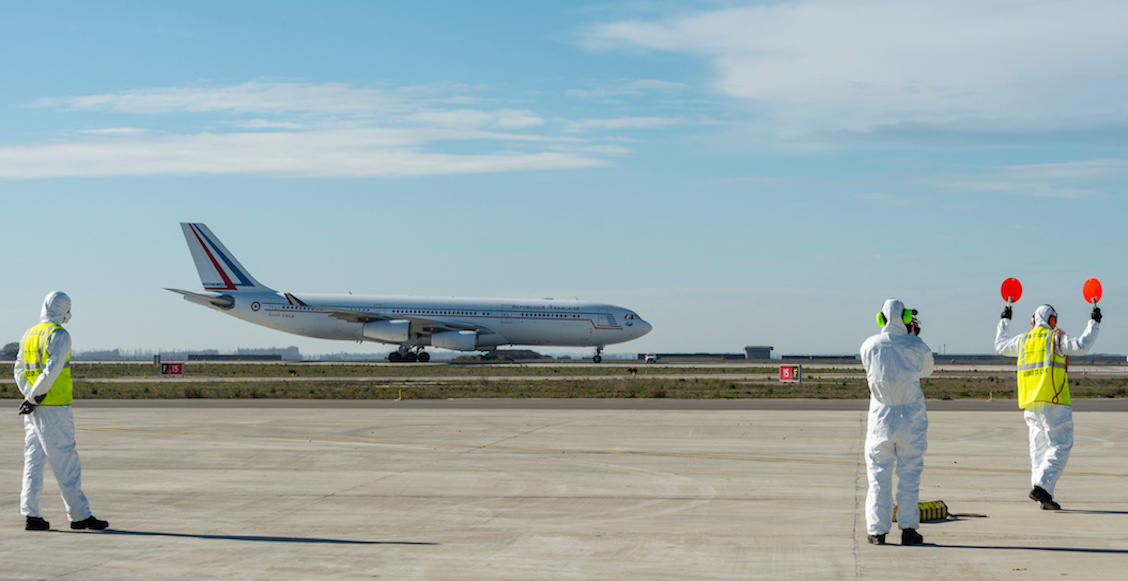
[592,346,604,364]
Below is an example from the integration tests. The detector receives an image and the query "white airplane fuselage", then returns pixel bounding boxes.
[182,291,650,349]
[169,223,651,361]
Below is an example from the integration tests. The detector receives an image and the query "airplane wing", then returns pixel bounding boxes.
[283,293,498,336]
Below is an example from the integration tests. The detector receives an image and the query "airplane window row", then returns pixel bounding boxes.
[386,310,585,318]
[393,310,480,316]
[272,305,599,320]
[275,305,598,320]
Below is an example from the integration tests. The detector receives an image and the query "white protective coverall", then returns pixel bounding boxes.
[860,299,934,535]
[14,291,93,522]
[995,304,1099,497]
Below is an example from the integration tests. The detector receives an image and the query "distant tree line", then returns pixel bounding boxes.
[0,343,408,362]
[1,343,562,362]
[71,346,304,361]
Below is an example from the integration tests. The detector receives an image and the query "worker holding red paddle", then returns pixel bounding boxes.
[994,278,1103,510]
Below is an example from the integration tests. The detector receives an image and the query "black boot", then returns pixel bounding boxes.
[25,516,50,531]
[1029,486,1061,510]
[901,528,924,545]
[70,515,109,530]
[866,533,886,545]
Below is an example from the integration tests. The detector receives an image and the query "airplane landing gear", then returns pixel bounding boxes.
[592,346,604,364]
[388,346,430,363]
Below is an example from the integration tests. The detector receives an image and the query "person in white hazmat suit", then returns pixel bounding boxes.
[14,291,108,531]
[860,299,934,546]
[995,303,1100,510]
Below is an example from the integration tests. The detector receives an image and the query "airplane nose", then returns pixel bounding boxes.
[636,319,653,337]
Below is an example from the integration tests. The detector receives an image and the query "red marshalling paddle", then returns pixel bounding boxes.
[1083,278,1102,305]
[1000,278,1022,304]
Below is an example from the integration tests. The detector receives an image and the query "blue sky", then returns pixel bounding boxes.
[2,0,1127,358]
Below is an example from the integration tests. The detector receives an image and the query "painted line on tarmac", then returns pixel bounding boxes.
[70,425,1128,480]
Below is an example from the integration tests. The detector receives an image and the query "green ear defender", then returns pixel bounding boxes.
[876,308,915,327]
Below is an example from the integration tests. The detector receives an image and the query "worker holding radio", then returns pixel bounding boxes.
[860,298,934,546]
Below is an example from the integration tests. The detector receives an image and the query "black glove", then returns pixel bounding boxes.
[17,400,36,415]
[1001,305,1013,320]
[1091,306,1102,323]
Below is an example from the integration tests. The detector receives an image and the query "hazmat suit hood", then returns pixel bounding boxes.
[879,298,909,336]
[40,291,72,324]
[1033,304,1057,328]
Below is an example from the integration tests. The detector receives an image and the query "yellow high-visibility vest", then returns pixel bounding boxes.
[18,322,73,406]
[1016,326,1069,408]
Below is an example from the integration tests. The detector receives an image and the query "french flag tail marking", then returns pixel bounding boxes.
[179,223,273,292]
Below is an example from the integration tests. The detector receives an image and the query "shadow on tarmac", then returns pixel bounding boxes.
[56,529,437,546]
[1054,509,1128,515]
[935,544,1128,554]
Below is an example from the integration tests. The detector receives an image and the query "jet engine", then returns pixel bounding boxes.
[430,330,478,351]
[359,320,411,343]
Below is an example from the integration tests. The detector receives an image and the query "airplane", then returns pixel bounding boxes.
[167,223,652,362]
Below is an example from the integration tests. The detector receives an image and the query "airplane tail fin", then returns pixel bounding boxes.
[180,223,273,292]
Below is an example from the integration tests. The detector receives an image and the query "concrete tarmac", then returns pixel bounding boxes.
[1,400,1126,580]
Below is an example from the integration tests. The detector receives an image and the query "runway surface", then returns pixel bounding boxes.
[2,399,1126,580]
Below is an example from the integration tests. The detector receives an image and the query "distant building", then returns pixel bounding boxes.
[187,354,283,361]
[636,352,745,361]
[744,346,774,360]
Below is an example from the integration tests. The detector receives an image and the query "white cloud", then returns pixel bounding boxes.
[547,143,632,157]
[235,119,309,130]
[0,128,610,179]
[858,193,918,208]
[562,116,682,132]
[583,1,1128,143]
[75,127,148,136]
[937,159,1128,198]
[404,108,545,130]
[4,81,637,179]
[567,78,690,101]
[33,81,404,116]
[32,81,529,123]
